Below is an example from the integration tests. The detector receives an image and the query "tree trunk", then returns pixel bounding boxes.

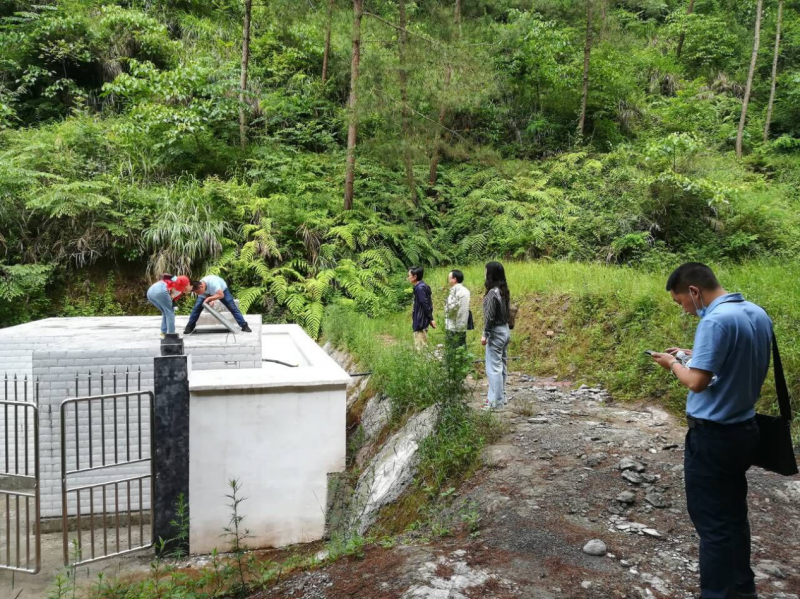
[577,0,592,139]
[398,0,418,205]
[322,0,334,85]
[343,0,363,210]
[676,0,695,59]
[736,0,763,158]
[764,0,783,142]
[600,0,607,39]
[428,0,460,191]
[239,0,253,149]
[427,65,451,190]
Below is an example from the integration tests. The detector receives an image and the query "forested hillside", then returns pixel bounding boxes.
[2,0,799,332]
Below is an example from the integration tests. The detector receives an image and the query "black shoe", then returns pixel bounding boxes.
[241,324,253,333]
[183,325,195,335]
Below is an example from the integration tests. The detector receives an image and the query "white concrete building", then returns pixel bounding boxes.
[0,316,262,519]
[0,316,348,552]
[189,325,349,553]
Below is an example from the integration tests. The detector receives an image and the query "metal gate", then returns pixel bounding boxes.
[60,384,154,567]
[0,374,40,574]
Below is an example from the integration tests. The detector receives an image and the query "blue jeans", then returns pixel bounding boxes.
[147,282,175,334]
[187,288,247,329]
[485,325,510,408]
[684,420,760,598]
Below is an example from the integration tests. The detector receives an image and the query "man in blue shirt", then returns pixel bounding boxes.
[651,263,771,599]
[408,266,435,348]
[184,275,252,334]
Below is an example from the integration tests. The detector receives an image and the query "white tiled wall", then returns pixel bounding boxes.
[2,339,261,519]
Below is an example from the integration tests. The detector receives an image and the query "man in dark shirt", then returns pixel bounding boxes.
[408,266,435,348]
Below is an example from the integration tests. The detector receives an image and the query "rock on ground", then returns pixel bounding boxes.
[582,539,608,556]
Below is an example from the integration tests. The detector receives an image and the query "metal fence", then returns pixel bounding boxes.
[0,374,40,574]
[1,368,158,572]
[68,367,142,401]
[60,388,155,567]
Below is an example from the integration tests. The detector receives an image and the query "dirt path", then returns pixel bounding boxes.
[257,372,800,598]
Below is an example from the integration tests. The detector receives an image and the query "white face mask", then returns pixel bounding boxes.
[690,289,708,318]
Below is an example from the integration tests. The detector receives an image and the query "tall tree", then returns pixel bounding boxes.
[427,65,452,190]
[398,0,418,205]
[577,0,593,139]
[322,0,335,85]
[675,0,695,59]
[239,0,253,149]
[428,0,461,191]
[736,0,763,158]
[764,0,784,141]
[343,0,363,210]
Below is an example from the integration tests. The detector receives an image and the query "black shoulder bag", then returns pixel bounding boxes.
[753,335,799,476]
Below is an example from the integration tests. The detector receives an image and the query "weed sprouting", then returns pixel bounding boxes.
[167,492,190,560]
[47,574,71,599]
[222,478,253,596]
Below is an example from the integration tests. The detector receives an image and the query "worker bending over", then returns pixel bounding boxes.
[184,275,252,334]
[147,274,190,338]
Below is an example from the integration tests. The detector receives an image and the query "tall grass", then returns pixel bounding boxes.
[325,303,501,496]
[328,260,800,432]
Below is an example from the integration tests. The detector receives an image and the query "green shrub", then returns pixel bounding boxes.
[0,262,53,326]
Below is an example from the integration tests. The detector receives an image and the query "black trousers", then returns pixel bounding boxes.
[684,419,760,598]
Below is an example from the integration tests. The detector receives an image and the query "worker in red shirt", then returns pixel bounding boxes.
[146,274,190,338]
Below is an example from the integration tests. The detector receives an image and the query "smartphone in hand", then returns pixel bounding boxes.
[643,350,656,356]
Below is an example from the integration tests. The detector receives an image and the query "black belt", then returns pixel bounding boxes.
[686,415,756,430]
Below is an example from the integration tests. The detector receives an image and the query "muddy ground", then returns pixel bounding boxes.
[254,372,800,599]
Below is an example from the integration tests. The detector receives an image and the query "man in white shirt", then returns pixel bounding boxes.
[184,275,252,333]
[444,270,471,350]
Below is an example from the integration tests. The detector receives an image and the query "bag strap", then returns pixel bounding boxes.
[772,334,792,422]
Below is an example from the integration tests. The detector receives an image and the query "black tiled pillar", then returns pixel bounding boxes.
[153,333,190,556]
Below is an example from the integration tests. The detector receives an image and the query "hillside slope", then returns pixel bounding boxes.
[2,0,800,331]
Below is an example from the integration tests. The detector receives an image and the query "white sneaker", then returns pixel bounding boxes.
[160,333,166,339]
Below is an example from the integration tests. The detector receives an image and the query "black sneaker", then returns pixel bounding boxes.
[183,325,195,335]
[241,324,253,333]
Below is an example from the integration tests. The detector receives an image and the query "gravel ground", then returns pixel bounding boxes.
[256,371,800,599]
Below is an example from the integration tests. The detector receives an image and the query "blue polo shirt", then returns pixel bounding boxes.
[200,275,228,298]
[687,293,772,424]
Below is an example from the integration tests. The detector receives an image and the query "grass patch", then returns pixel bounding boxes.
[327,260,800,434]
[325,305,504,534]
[511,396,539,418]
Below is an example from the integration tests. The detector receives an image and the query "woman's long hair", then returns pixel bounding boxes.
[484,261,510,311]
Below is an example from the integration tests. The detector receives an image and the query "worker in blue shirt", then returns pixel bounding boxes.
[651,263,771,599]
[184,275,252,334]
